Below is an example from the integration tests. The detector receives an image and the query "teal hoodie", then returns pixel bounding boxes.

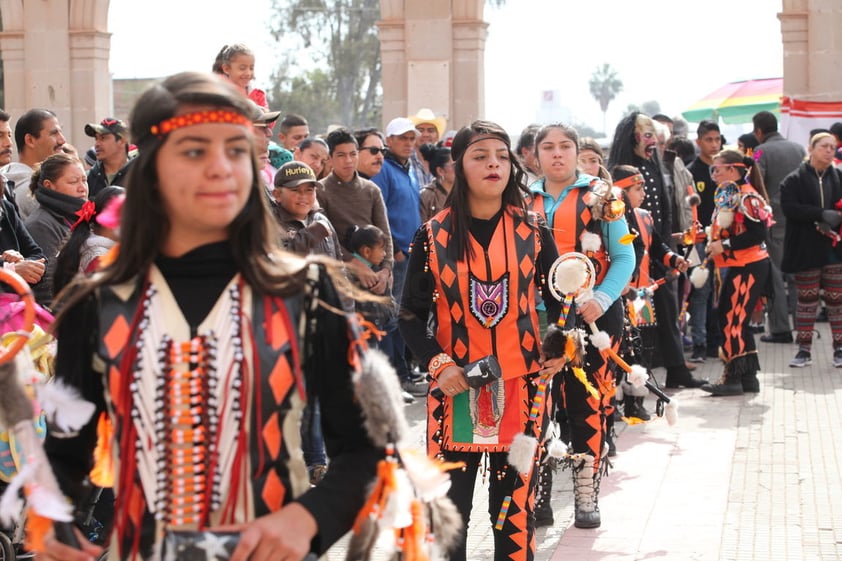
[530,173,635,312]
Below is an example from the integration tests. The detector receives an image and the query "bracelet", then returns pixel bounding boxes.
[428,353,456,380]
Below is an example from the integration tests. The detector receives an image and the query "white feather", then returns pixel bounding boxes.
[665,399,679,426]
[0,461,35,526]
[589,330,611,351]
[399,448,451,501]
[633,296,646,314]
[546,438,568,459]
[690,266,710,289]
[580,231,602,253]
[717,210,734,228]
[26,484,74,521]
[629,384,649,397]
[38,380,97,433]
[508,433,537,474]
[380,469,413,530]
[628,365,649,388]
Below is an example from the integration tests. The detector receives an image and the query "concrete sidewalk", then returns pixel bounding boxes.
[325,322,842,561]
[537,320,842,561]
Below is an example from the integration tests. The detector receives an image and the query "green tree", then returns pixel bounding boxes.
[268,0,382,132]
[589,63,623,135]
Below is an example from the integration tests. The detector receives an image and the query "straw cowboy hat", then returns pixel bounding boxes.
[408,108,447,138]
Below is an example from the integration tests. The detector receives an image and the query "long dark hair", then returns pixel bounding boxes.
[445,120,530,261]
[607,112,662,172]
[52,186,124,294]
[53,72,317,319]
[715,148,769,203]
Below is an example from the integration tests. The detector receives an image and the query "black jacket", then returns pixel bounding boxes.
[86,158,133,199]
[0,198,45,261]
[780,162,842,273]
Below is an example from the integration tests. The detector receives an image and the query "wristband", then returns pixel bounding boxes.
[428,353,456,380]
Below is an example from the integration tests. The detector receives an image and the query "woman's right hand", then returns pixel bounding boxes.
[37,526,103,561]
[436,365,468,396]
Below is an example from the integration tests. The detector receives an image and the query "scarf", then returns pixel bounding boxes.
[33,186,85,224]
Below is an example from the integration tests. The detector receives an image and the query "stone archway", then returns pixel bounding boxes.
[0,0,111,147]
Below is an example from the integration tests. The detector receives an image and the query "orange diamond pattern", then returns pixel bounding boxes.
[521,330,535,353]
[103,314,129,359]
[519,255,532,279]
[435,227,450,248]
[519,293,528,314]
[450,302,463,323]
[262,411,282,459]
[453,339,467,359]
[515,220,532,241]
[267,355,294,404]
[109,365,124,409]
[440,264,456,287]
[260,470,285,512]
[268,310,289,350]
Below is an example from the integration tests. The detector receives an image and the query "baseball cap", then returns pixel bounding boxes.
[84,118,128,138]
[249,100,281,126]
[385,117,417,138]
[275,161,317,189]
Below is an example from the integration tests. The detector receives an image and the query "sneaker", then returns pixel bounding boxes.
[401,390,416,404]
[401,378,429,397]
[689,346,706,363]
[408,370,427,384]
[834,349,842,368]
[789,350,812,368]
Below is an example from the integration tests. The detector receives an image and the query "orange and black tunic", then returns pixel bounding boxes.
[400,206,560,454]
[45,242,380,561]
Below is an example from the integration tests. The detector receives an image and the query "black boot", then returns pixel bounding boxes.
[701,362,743,396]
[741,372,760,393]
[623,395,651,421]
[664,365,706,388]
[533,462,554,527]
[572,454,600,528]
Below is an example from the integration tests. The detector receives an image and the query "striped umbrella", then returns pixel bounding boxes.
[682,78,782,124]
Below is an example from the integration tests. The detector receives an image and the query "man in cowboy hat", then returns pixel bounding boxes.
[408,108,447,188]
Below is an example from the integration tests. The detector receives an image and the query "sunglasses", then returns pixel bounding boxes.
[360,147,386,156]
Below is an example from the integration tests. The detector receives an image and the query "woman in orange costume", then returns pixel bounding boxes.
[701,149,772,395]
[40,72,380,561]
[400,120,561,561]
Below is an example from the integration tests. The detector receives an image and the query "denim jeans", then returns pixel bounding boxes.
[300,399,326,467]
[688,262,713,348]
[379,256,411,380]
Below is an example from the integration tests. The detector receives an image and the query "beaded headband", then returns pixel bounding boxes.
[150,109,251,138]
[613,173,644,189]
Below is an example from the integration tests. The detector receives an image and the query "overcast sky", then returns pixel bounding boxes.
[108,0,783,136]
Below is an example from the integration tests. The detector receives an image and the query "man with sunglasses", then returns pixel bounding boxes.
[355,128,386,179]
[84,117,133,199]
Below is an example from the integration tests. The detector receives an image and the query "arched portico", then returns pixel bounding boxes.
[0,0,111,147]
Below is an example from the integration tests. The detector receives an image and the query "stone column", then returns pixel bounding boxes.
[0,0,111,147]
[377,0,486,130]
[69,29,113,142]
[779,0,842,101]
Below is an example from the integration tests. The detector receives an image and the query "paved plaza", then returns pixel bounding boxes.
[326,321,842,561]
